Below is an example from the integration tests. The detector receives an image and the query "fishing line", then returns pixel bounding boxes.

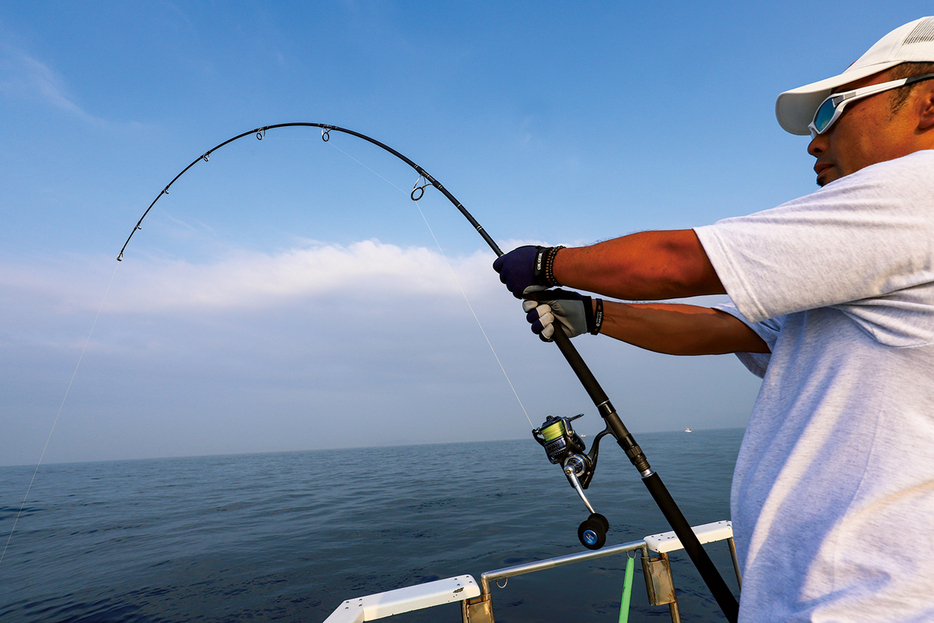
[0,261,120,567]
[322,138,534,427]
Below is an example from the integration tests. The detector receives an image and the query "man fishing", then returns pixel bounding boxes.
[494,17,934,623]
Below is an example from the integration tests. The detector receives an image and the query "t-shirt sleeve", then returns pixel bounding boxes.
[694,152,934,346]
[714,301,782,378]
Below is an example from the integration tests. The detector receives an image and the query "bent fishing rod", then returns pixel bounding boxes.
[118,123,739,623]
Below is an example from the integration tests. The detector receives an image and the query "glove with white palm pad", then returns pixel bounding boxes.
[523,289,604,342]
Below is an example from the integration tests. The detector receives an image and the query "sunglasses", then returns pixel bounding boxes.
[809,72,934,138]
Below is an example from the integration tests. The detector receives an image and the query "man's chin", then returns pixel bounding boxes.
[816,168,838,187]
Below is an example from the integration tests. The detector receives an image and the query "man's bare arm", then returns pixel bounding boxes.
[553,230,725,300]
[597,300,769,355]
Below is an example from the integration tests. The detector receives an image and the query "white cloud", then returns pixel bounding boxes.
[107,240,500,313]
[0,241,501,312]
[2,55,72,116]
[0,38,102,124]
[0,240,542,465]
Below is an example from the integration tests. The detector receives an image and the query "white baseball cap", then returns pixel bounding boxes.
[776,17,934,135]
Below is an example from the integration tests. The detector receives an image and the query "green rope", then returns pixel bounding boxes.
[618,555,635,623]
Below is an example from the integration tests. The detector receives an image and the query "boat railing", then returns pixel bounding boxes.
[323,519,740,623]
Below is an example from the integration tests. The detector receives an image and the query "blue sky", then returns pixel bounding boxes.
[2,1,930,466]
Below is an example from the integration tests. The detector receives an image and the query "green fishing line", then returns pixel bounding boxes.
[541,419,566,442]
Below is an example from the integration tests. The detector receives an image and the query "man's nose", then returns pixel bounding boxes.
[808,133,826,157]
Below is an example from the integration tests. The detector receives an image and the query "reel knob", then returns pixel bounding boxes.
[578,513,609,550]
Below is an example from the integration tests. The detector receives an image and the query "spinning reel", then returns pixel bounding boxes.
[533,414,612,550]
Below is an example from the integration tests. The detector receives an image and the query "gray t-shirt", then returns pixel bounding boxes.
[694,150,934,623]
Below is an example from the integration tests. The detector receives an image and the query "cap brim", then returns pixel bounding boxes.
[775,61,902,135]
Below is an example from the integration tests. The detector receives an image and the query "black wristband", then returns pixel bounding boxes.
[591,298,603,335]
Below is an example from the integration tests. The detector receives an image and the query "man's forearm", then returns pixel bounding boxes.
[599,300,769,355]
[552,230,726,300]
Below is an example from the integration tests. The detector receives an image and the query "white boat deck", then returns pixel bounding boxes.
[323,575,480,623]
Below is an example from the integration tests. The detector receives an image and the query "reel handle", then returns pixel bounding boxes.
[564,461,596,515]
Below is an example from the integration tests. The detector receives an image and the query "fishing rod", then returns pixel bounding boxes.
[117,123,739,623]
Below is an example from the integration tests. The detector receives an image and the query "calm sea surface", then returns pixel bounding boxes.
[1,428,744,622]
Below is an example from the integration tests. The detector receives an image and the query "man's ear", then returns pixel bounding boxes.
[917,85,934,131]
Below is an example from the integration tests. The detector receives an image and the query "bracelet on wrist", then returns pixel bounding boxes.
[542,246,565,288]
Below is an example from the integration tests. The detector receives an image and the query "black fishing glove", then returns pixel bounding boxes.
[523,289,604,342]
[492,245,564,298]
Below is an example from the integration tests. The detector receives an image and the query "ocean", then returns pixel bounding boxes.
[0,428,744,622]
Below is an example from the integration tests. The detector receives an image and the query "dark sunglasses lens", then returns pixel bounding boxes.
[813,98,837,134]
